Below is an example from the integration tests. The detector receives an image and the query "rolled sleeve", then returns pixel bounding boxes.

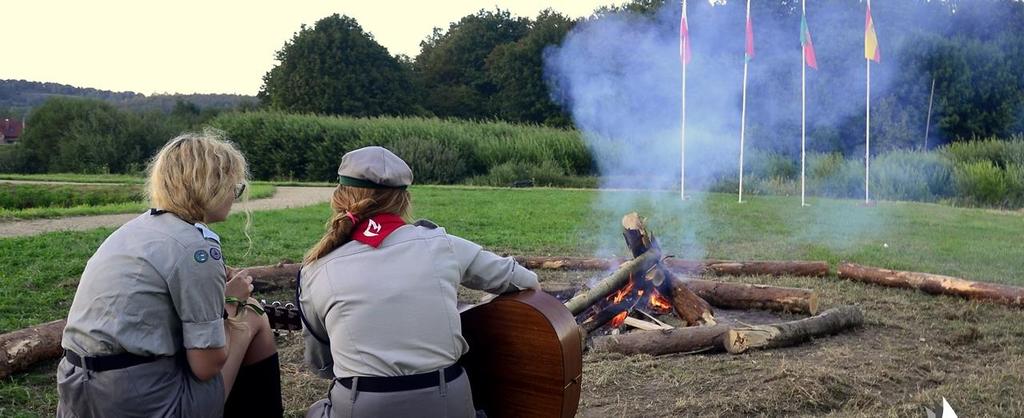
[168,242,227,349]
[447,234,539,294]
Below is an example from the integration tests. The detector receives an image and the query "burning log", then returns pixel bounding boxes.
[0,319,66,379]
[622,213,714,326]
[724,305,864,354]
[678,278,819,315]
[564,251,662,316]
[590,324,732,355]
[838,263,1024,308]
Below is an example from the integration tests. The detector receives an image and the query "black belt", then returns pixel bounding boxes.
[337,364,463,393]
[64,349,162,372]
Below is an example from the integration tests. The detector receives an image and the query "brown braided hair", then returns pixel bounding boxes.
[303,185,411,264]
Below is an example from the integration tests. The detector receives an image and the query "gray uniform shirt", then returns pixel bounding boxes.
[299,223,539,379]
[62,211,228,357]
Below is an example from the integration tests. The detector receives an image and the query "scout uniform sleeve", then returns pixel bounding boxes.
[167,242,227,349]
[446,234,539,294]
[299,270,334,379]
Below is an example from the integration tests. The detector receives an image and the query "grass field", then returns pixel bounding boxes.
[0,182,276,220]
[1,186,1022,416]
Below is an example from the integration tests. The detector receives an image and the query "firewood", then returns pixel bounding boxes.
[622,317,673,331]
[678,278,819,315]
[564,251,662,316]
[233,262,301,291]
[724,305,863,354]
[513,256,617,271]
[0,319,66,379]
[838,263,1024,308]
[512,257,829,277]
[590,324,732,355]
[621,213,715,326]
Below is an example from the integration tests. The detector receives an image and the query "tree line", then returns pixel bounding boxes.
[258,0,1024,153]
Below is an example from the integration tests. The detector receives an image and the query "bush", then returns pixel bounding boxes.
[807,153,863,198]
[954,160,1010,207]
[210,111,593,183]
[943,137,1024,168]
[0,184,143,209]
[872,150,954,202]
[467,160,595,188]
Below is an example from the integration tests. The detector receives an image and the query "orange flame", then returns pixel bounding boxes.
[648,289,672,312]
[609,280,634,305]
[610,311,629,328]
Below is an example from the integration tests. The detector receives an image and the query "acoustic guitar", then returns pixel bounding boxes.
[263,290,583,417]
[459,290,583,418]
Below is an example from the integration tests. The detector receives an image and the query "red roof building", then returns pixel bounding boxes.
[1,118,23,144]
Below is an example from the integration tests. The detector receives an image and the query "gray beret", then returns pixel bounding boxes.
[337,146,413,189]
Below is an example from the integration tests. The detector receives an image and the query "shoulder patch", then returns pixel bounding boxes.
[413,219,439,229]
[194,250,209,263]
[209,247,222,261]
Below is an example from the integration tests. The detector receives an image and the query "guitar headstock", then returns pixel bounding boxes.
[261,300,303,331]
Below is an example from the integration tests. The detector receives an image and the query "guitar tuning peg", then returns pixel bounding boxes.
[285,303,295,309]
[272,301,282,307]
[260,298,267,304]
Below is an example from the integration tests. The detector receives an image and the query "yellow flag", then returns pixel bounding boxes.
[865,4,880,62]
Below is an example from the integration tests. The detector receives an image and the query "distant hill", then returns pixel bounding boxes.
[0,79,257,114]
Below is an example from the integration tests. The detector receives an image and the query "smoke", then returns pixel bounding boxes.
[542,0,1018,258]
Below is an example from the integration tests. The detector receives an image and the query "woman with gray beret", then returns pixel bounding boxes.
[57,130,282,417]
[299,146,540,418]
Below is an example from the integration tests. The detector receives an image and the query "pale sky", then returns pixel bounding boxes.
[6,1,622,96]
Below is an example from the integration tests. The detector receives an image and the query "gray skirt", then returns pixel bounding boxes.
[56,355,224,418]
[305,369,475,418]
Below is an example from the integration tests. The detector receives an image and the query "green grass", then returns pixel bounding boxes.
[0,184,276,221]
[2,186,1023,416]
[1,187,1021,334]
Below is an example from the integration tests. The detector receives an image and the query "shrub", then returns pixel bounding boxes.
[954,160,1010,207]
[0,184,142,210]
[872,150,953,202]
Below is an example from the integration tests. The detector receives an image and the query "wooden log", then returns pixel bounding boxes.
[698,260,829,277]
[838,263,1024,308]
[590,323,732,355]
[564,251,662,316]
[240,258,830,291]
[724,305,863,354]
[622,317,672,331]
[678,278,819,315]
[232,262,301,291]
[622,213,714,326]
[0,319,66,379]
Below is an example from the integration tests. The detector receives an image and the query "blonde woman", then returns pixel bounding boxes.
[299,146,540,418]
[57,129,282,418]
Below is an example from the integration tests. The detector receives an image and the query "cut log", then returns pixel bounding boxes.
[590,323,731,355]
[678,278,819,315]
[0,319,66,379]
[564,251,662,316]
[233,262,301,291]
[838,263,1024,308]
[724,305,863,354]
[622,213,714,326]
[240,258,830,291]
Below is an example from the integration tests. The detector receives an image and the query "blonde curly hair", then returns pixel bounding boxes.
[146,128,250,225]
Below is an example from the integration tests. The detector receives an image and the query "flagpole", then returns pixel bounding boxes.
[739,0,750,203]
[925,76,935,150]
[865,0,872,205]
[681,0,688,200]
[801,0,807,207]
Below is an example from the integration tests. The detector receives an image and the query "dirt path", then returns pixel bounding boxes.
[0,186,335,238]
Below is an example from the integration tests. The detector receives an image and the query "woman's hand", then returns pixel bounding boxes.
[225,270,253,301]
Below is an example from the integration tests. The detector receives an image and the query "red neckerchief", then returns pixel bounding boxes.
[351,214,406,248]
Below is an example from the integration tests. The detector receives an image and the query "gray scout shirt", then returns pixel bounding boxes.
[299,222,539,379]
[62,211,228,357]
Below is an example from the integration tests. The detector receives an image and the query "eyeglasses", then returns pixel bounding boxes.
[235,183,246,199]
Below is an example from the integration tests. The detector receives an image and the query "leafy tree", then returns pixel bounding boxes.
[259,14,416,116]
[413,9,529,119]
[487,10,576,127]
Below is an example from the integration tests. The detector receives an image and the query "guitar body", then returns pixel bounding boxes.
[459,290,583,418]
